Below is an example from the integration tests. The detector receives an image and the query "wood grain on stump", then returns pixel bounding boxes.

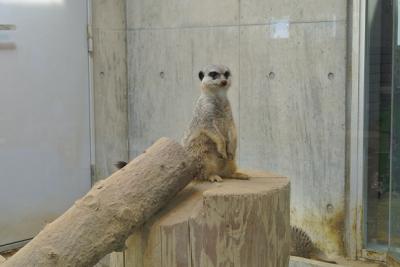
[123,170,290,267]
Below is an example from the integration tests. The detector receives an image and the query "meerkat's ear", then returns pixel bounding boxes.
[198,71,204,81]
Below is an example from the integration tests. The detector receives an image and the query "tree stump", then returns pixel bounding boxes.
[123,170,290,267]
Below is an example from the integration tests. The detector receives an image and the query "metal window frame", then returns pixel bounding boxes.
[348,0,396,262]
[388,0,400,264]
[347,0,367,260]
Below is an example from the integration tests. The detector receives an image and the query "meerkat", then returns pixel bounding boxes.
[291,226,337,264]
[181,64,248,182]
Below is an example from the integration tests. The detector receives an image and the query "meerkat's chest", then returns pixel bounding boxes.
[212,108,234,134]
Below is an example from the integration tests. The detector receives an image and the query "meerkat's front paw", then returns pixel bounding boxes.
[208,175,223,182]
[214,139,228,159]
[231,172,250,180]
[226,143,235,160]
[217,147,228,159]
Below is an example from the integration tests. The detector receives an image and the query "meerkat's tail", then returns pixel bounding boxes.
[114,161,128,169]
[310,248,337,264]
[291,226,337,264]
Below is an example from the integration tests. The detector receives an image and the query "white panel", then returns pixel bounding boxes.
[0,1,91,246]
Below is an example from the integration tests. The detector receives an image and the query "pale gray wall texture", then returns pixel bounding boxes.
[126,0,347,256]
[92,0,128,182]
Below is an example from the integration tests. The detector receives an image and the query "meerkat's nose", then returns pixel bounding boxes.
[221,80,227,86]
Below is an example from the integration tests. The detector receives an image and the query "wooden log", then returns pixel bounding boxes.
[2,138,198,267]
[123,170,290,267]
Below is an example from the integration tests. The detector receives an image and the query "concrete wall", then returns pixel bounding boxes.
[126,0,347,256]
[92,0,129,182]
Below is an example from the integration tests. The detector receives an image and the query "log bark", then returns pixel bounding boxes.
[2,138,198,267]
[123,170,290,267]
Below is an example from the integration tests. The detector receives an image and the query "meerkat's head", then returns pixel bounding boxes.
[198,64,231,95]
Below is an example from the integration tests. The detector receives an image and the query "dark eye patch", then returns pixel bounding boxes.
[198,71,205,81]
[224,71,231,78]
[208,71,220,79]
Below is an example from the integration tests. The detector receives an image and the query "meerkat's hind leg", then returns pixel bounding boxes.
[231,171,250,180]
[208,174,223,182]
[221,161,250,180]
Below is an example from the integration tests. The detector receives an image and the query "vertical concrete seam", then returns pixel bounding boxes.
[238,0,241,163]
[124,0,130,161]
[191,40,194,101]
[344,0,353,258]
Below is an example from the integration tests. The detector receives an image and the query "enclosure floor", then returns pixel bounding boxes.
[291,256,386,267]
[0,248,19,259]
[334,257,385,267]
[1,249,388,266]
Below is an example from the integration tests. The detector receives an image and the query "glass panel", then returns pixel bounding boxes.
[389,0,400,262]
[365,0,393,249]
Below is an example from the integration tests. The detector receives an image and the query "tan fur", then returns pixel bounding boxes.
[182,64,248,182]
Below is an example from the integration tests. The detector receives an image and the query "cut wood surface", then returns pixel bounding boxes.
[123,170,290,267]
[2,138,198,267]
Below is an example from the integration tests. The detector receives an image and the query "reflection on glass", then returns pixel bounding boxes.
[365,0,393,249]
[0,0,63,5]
[389,0,400,261]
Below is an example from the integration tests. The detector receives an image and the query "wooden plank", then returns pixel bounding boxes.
[110,252,124,267]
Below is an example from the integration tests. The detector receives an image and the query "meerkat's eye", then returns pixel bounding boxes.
[224,71,231,78]
[208,71,220,80]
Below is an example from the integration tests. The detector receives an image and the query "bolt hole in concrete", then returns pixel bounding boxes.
[159,71,165,78]
[328,72,335,80]
[268,71,275,79]
[326,203,334,213]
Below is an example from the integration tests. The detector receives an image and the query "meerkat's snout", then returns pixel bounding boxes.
[220,80,227,86]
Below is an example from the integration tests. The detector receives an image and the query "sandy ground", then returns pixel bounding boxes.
[335,257,386,267]
[0,248,389,266]
[0,248,18,259]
